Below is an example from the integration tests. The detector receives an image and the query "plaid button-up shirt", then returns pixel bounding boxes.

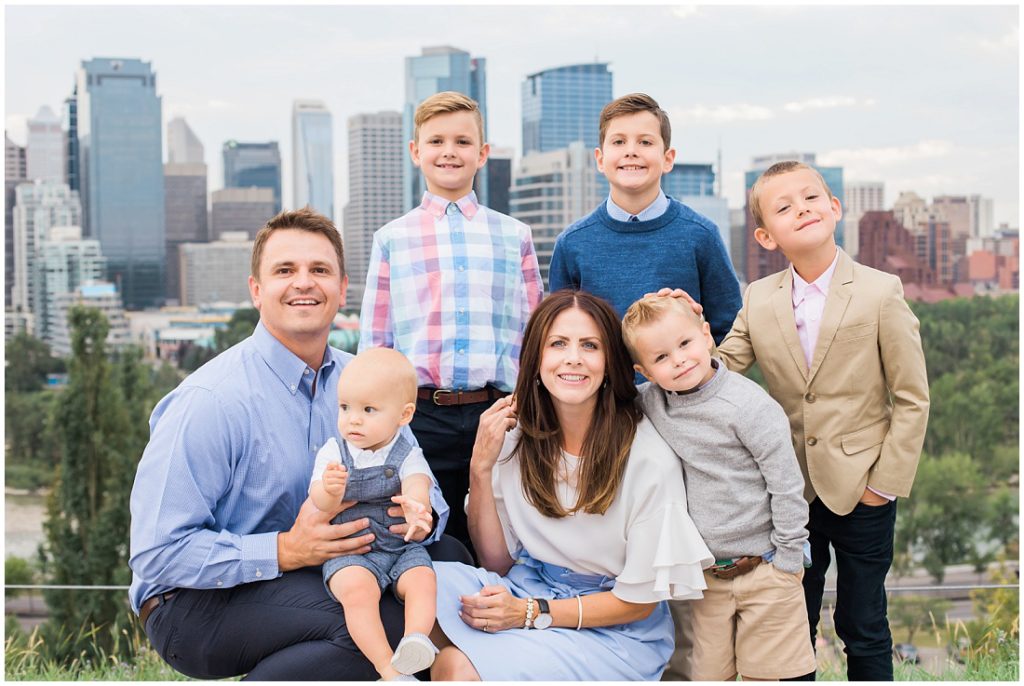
[359,191,543,392]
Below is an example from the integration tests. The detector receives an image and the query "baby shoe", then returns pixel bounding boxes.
[390,632,439,675]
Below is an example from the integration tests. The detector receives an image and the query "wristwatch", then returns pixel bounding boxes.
[533,598,553,629]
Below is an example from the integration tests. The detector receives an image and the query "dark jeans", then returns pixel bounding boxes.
[804,497,898,681]
[410,396,494,561]
[143,535,472,680]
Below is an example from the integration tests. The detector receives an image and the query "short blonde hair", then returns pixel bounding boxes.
[342,347,418,404]
[413,91,485,143]
[749,161,834,229]
[621,296,703,362]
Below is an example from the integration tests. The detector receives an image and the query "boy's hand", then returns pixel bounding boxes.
[644,287,704,317]
[859,487,889,506]
[322,462,348,498]
[392,494,433,542]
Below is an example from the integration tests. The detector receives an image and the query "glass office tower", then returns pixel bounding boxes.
[292,100,334,220]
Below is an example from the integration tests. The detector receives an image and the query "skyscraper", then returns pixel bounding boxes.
[75,57,165,309]
[484,147,513,215]
[343,111,404,308]
[36,225,106,344]
[742,153,844,283]
[521,63,612,155]
[63,88,80,194]
[663,163,730,260]
[164,162,208,305]
[5,134,27,308]
[843,181,885,259]
[292,100,334,219]
[223,140,282,213]
[167,116,204,164]
[26,106,65,182]
[210,187,275,240]
[403,46,487,210]
[5,133,26,180]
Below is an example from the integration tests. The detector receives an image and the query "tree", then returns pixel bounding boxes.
[888,595,951,645]
[215,307,260,351]
[4,332,66,392]
[41,307,148,662]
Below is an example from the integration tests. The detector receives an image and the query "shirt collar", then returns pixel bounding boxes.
[791,249,840,306]
[344,431,401,464]
[252,321,336,395]
[606,190,669,222]
[419,190,480,221]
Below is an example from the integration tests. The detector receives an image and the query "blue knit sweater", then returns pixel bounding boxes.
[549,198,742,344]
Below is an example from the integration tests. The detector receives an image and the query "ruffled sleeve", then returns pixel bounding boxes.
[612,422,715,603]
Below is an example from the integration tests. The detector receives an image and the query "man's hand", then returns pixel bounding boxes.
[859,487,889,506]
[277,497,374,572]
[321,462,348,498]
[644,287,703,318]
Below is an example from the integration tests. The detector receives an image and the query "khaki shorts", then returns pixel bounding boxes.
[690,562,816,680]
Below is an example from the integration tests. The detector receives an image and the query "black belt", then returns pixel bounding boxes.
[139,591,177,627]
[417,386,508,406]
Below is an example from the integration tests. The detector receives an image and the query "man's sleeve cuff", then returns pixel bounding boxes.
[241,531,281,582]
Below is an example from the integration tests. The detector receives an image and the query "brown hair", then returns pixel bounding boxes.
[598,93,671,148]
[510,289,642,518]
[413,91,485,142]
[250,206,345,280]
[749,161,834,228]
[621,296,703,362]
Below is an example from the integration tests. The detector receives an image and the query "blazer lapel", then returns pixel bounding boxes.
[771,269,809,383]
[807,250,854,384]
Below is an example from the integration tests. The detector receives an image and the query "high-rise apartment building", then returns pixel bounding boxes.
[210,187,275,240]
[167,116,204,164]
[63,89,80,194]
[36,225,106,344]
[858,210,935,286]
[223,140,282,213]
[165,162,209,305]
[403,46,487,210]
[485,146,513,215]
[663,164,716,199]
[6,133,27,179]
[75,57,165,309]
[179,232,254,306]
[742,153,844,283]
[521,63,612,155]
[50,282,131,357]
[292,100,334,219]
[343,111,404,308]
[967,194,995,239]
[12,180,82,331]
[843,181,885,259]
[6,134,27,308]
[26,106,65,182]
[510,141,601,288]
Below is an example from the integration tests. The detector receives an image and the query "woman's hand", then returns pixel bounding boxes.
[470,396,517,476]
[458,585,527,633]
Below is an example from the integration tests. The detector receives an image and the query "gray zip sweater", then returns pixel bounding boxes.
[637,360,809,573]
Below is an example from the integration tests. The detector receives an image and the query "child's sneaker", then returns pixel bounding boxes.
[390,633,438,675]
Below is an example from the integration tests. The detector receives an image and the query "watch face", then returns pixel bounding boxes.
[535,613,553,630]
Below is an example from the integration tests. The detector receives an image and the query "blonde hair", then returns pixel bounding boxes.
[621,296,703,362]
[749,161,834,229]
[413,91,485,142]
[342,347,418,404]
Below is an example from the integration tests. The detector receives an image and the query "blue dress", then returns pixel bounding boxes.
[434,421,714,680]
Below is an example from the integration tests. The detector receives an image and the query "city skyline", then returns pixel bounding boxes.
[5,4,1019,226]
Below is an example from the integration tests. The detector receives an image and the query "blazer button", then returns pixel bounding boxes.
[384,468,395,478]
[805,392,816,403]
[807,437,818,446]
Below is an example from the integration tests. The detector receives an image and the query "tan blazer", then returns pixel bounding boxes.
[718,249,929,515]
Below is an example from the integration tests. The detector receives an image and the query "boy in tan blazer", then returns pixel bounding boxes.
[715,161,930,680]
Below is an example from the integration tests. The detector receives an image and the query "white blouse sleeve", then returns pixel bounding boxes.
[491,432,523,558]
[612,429,714,603]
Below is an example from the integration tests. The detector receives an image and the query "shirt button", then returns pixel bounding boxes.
[458,265,465,272]
[805,393,816,403]
[216,580,223,587]
[304,368,311,375]
[807,437,818,446]
[255,569,262,578]
[290,384,297,392]
[458,349,465,355]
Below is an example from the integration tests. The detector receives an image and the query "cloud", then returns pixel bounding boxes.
[978,26,1018,52]
[818,140,954,166]
[783,96,875,113]
[672,103,774,124]
[672,5,699,20]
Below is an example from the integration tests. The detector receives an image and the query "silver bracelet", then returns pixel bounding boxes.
[575,595,583,630]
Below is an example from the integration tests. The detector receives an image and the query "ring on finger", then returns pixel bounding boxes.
[484,620,490,632]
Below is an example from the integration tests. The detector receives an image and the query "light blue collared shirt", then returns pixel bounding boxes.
[606,189,670,222]
[128,322,449,612]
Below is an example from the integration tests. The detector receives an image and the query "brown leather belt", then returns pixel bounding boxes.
[417,386,508,406]
[139,591,177,627]
[709,556,764,580]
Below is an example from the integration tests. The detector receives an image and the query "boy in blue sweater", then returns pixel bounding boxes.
[548,93,741,345]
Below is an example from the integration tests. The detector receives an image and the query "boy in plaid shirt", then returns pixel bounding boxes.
[360,92,543,555]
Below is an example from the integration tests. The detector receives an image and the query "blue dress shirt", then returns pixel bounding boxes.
[606,190,670,222]
[128,322,449,612]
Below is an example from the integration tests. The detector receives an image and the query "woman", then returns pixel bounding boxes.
[429,290,713,680]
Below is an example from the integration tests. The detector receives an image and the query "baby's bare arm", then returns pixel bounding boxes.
[310,462,348,512]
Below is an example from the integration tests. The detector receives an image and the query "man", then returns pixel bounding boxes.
[129,208,468,680]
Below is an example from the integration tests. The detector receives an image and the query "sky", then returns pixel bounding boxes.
[5,2,1020,226]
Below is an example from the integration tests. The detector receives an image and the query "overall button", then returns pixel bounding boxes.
[806,436,818,446]
[384,468,395,478]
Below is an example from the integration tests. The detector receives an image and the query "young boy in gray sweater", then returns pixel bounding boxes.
[622,295,816,681]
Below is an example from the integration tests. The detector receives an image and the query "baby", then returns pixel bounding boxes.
[309,347,439,681]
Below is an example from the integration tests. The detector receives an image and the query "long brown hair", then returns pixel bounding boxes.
[511,290,642,517]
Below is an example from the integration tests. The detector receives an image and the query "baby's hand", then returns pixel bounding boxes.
[322,462,348,498]
[393,495,432,542]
